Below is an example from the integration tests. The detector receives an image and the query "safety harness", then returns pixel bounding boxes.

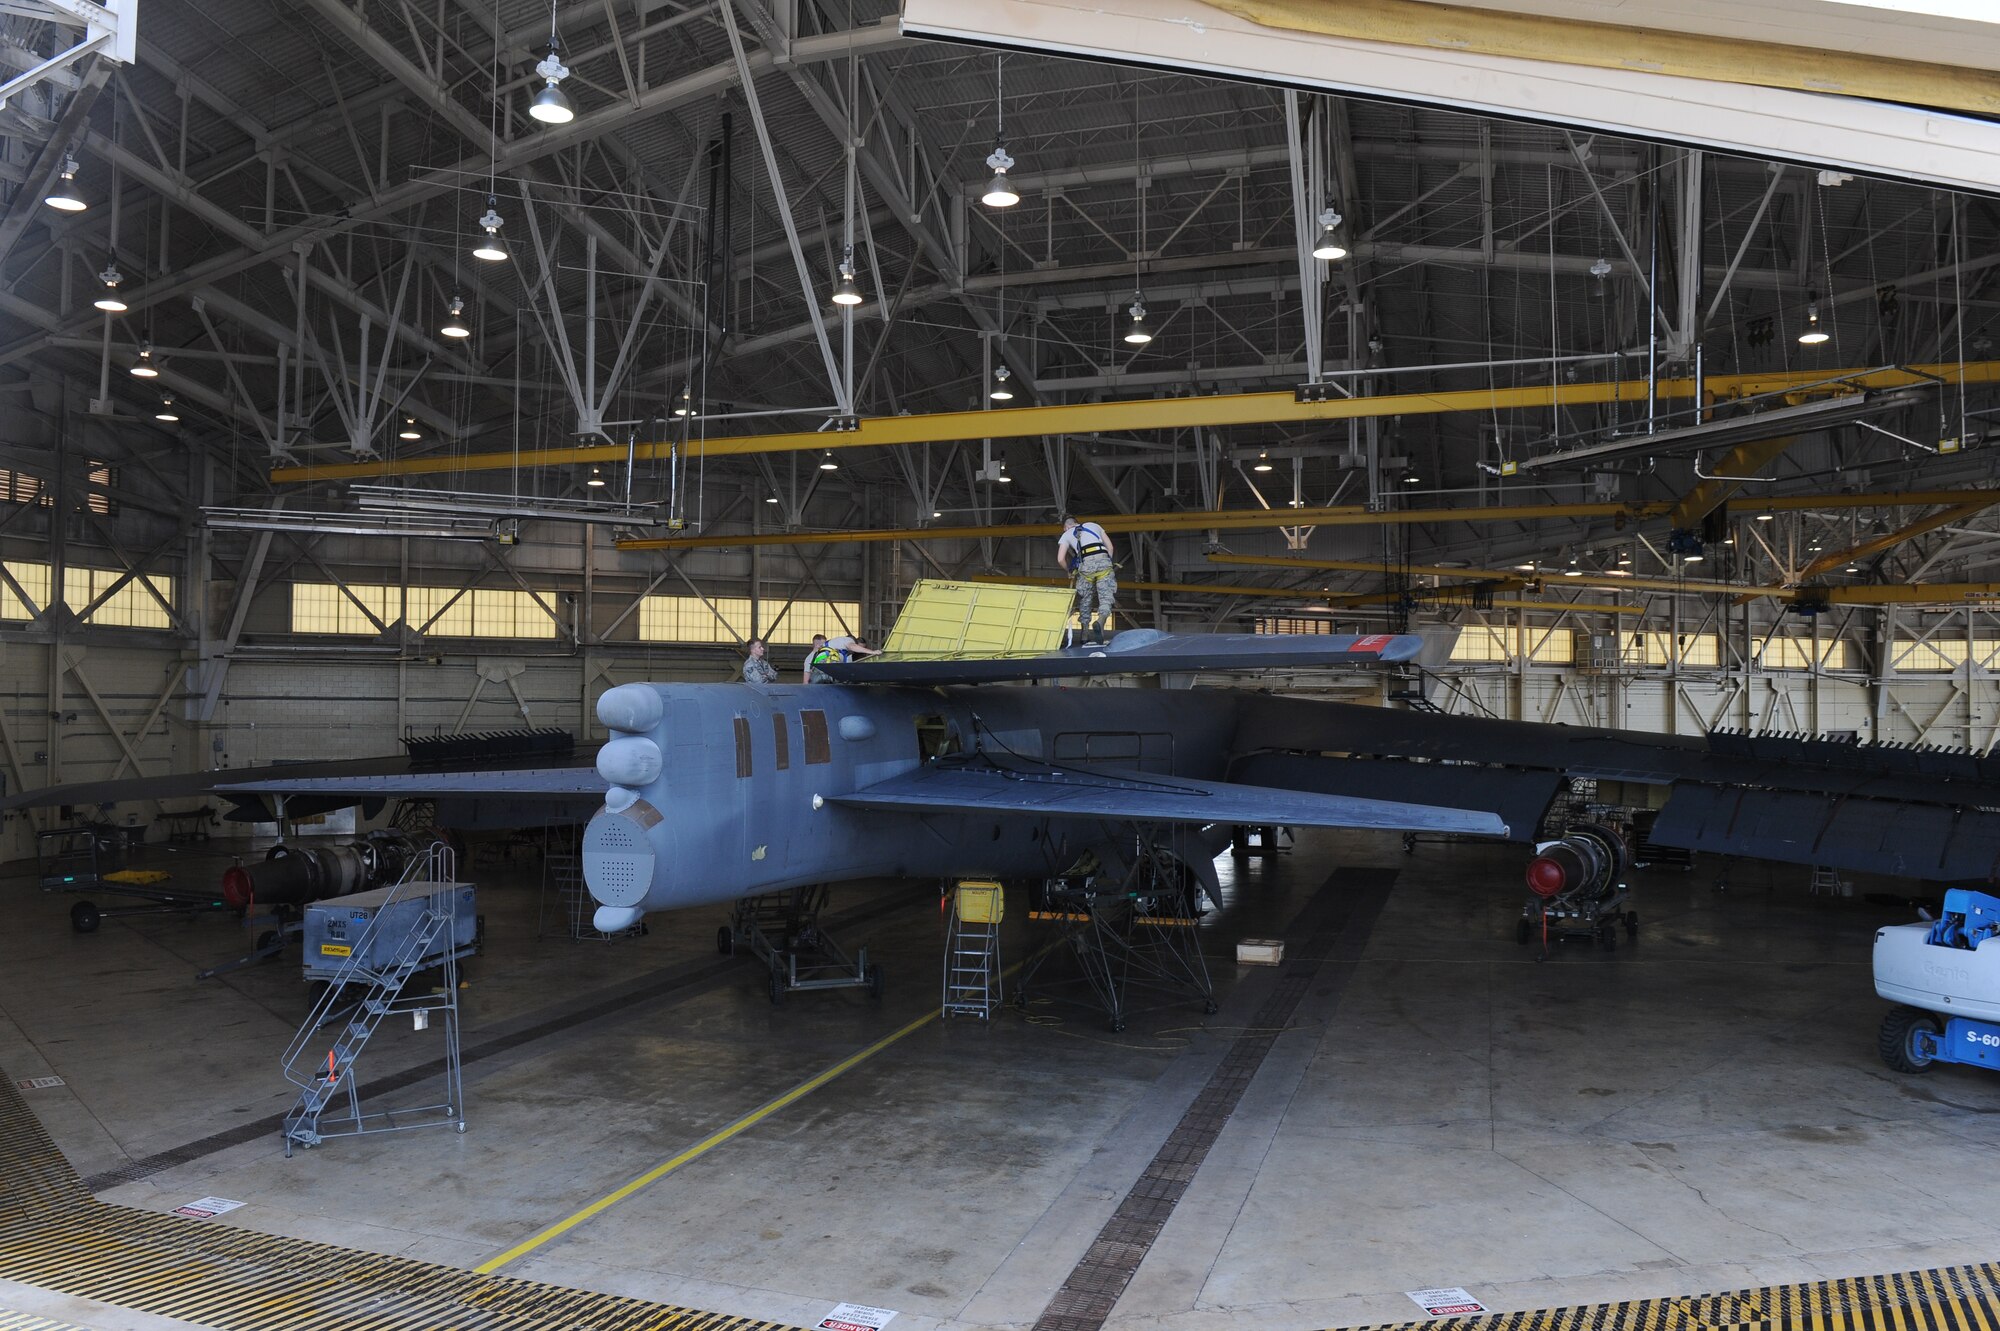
[1070,523,1112,579]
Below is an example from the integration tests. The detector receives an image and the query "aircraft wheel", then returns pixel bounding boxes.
[1880,1005,1942,1074]
[1203,999,1220,1016]
[71,901,100,934]
[1401,833,1416,855]
[716,926,734,956]
[867,964,885,1000]
[1625,910,1640,939]
[1110,1018,1126,1033]
[767,963,786,1006]
[1515,917,1531,945]
[256,930,280,956]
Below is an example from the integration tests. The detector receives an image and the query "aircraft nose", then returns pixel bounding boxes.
[583,799,661,908]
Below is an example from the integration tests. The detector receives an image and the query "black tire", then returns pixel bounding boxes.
[717,925,734,956]
[768,963,786,1005]
[1203,999,1220,1015]
[867,964,885,1000]
[1625,910,1639,939]
[256,929,280,956]
[1879,1006,1943,1074]
[1402,833,1416,854]
[70,901,100,934]
[1515,917,1532,945]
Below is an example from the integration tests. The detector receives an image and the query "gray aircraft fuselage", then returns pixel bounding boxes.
[581,681,1240,930]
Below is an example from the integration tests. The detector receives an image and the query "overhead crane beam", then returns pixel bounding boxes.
[1798,501,1995,582]
[617,489,2000,552]
[273,361,2000,484]
[962,575,1642,615]
[1667,434,1800,531]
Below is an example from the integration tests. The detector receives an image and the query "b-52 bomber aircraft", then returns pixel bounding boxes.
[9,619,2000,949]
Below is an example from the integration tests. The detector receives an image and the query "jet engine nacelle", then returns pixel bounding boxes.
[220,829,431,910]
[1525,826,1627,903]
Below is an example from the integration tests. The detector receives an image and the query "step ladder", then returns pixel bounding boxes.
[942,881,1003,1020]
[1808,864,1852,897]
[279,846,468,1154]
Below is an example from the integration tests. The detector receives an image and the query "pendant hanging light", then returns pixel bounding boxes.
[399,416,422,441]
[980,58,1018,208]
[1798,300,1829,345]
[1253,451,1273,473]
[472,198,506,261]
[819,450,840,471]
[440,295,471,338]
[673,384,693,417]
[585,466,606,488]
[831,246,862,306]
[44,156,85,212]
[528,12,574,130]
[1310,207,1347,261]
[989,364,1014,400]
[154,396,179,422]
[1123,292,1151,345]
[93,265,127,312]
[128,342,159,378]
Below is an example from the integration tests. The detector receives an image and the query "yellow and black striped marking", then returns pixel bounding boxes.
[1340,1264,2000,1331]
[0,1068,796,1331]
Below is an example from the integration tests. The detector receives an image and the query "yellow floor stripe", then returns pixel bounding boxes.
[473,1004,941,1273]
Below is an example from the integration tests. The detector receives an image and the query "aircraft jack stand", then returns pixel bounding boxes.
[719,884,885,1005]
[1018,856,1217,1032]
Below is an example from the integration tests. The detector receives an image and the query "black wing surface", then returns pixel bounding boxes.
[831,753,1509,836]
[819,629,1423,685]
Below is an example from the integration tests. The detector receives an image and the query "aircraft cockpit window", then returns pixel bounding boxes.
[801,710,831,765]
[772,713,790,771]
[733,716,752,778]
[916,716,961,762]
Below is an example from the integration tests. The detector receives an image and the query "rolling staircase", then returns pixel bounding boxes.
[279,846,470,1154]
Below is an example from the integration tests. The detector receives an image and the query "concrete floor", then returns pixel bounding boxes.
[2,826,1996,1331]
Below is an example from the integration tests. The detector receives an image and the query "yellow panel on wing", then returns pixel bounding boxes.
[880,579,1073,660]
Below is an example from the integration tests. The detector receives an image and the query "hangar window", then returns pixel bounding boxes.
[1760,638,1855,671]
[801,709,831,765]
[0,461,114,515]
[289,582,557,638]
[772,713,790,770]
[1449,626,1512,662]
[1627,632,1721,668]
[0,560,51,619]
[734,715,752,778]
[639,594,752,644]
[760,599,861,644]
[1254,617,1333,635]
[64,567,174,628]
[1891,638,1963,672]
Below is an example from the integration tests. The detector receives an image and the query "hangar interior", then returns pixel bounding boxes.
[5,0,2000,1328]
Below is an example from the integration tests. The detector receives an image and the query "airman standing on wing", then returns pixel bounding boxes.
[1057,516,1117,644]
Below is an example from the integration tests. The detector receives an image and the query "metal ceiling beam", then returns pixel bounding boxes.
[1667,434,1800,532]
[1798,501,1996,582]
[272,360,2000,483]
[970,574,1644,614]
[611,488,2000,552]
[1207,553,1516,581]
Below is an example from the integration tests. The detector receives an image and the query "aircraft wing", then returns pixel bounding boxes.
[215,768,606,797]
[819,628,1423,685]
[830,755,1508,836]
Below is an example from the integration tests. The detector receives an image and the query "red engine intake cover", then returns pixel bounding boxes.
[1525,853,1570,898]
[220,865,253,911]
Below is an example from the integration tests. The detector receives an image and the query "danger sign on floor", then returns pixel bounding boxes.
[818,1304,897,1331]
[1406,1287,1487,1317]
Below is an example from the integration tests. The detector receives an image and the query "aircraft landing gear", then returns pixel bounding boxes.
[721,885,883,1004]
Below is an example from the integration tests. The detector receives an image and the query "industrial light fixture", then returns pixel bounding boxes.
[1402,470,1421,485]
[1562,567,1583,577]
[529,45,574,125]
[585,465,606,488]
[440,295,471,338]
[765,494,780,504]
[1253,451,1273,473]
[1683,552,1705,563]
[1617,551,1632,564]
[399,416,422,441]
[819,450,840,471]
[153,396,178,423]
[1310,208,1346,261]
[831,247,863,306]
[1756,511,1774,521]
[44,156,85,212]
[1798,300,1830,345]
[996,462,1012,483]
[989,364,1014,400]
[1123,292,1152,345]
[1514,563,1537,571]
[93,265,126,312]
[673,384,693,417]
[982,144,1019,209]
[472,198,506,261]
[128,342,158,378]
[1846,563,1860,573]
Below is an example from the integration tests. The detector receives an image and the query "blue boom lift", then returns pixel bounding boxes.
[1874,889,2000,1073]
